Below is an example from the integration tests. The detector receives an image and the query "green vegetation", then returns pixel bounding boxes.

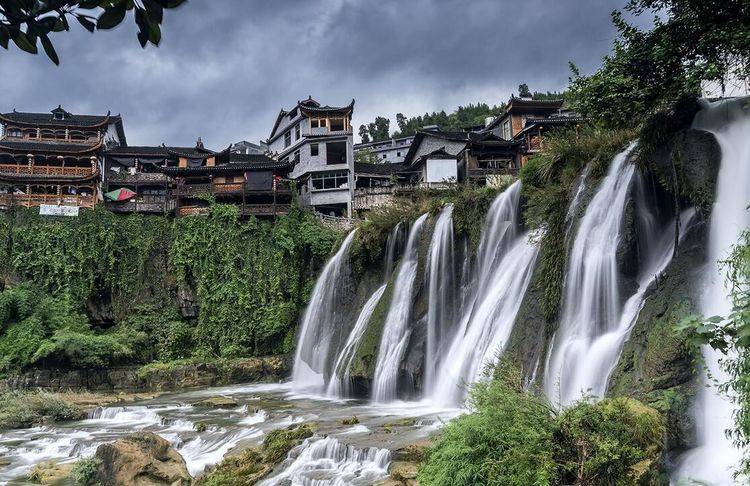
[419,361,665,486]
[569,0,748,128]
[0,205,340,374]
[0,390,85,429]
[71,457,103,486]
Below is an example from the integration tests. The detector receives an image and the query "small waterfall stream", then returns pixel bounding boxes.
[675,98,750,485]
[428,181,539,406]
[424,204,458,393]
[292,231,358,392]
[372,213,429,402]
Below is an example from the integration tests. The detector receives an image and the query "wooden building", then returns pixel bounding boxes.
[0,106,125,211]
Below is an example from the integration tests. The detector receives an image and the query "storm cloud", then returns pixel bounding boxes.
[0,0,632,147]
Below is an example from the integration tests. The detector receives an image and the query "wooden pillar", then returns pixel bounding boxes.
[242,179,246,216]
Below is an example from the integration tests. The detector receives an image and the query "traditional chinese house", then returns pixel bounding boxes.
[103,144,199,214]
[159,144,294,217]
[0,106,125,211]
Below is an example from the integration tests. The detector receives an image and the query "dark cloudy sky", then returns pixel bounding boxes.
[0,0,635,148]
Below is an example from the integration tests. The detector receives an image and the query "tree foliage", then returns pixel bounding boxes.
[0,0,187,65]
[569,0,749,126]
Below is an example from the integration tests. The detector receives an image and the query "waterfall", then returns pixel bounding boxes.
[326,284,387,397]
[428,181,539,406]
[675,98,750,485]
[384,222,403,280]
[292,231,358,392]
[544,143,690,407]
[424,204,458,392]
[372,213,429,402]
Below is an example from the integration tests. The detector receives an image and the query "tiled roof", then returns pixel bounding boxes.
[0,108,119,128]
[0,139,102,154]
[106,145,215,159]
[354,162,407,175]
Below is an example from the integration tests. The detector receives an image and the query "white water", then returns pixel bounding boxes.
[372,213,429,402]
[544,144,636,406]
[326,284,388,397]
[675,98,750,485]
[428,181,539,406]
[292,231,358,392]
[543,142,690,407]
[260,436,391,486]
[424,204,458,392]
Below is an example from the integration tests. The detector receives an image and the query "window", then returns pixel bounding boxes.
[310,119,321,128]
[284,131,291,148]
[295,124,300,140]
[311,171,349,191]
[326,141,347,165]
[382,154,387,159]
[310,143,319,157]
[7,129,21,138]
[330,118,345,131]
[397,152,401,157]
[293,150,300,164]
[502,119,512,140]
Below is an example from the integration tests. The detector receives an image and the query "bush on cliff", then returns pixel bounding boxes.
[418,361,665,486]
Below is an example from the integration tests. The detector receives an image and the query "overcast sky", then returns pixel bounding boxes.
[0,0,634,148]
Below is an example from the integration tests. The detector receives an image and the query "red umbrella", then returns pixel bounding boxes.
[104,188,136,201]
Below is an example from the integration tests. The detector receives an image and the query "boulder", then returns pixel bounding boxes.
[27,460,75,484]
[95,432,191,486]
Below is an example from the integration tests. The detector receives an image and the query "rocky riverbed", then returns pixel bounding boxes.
[0,381,460,484]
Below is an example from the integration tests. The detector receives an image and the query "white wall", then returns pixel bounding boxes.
[425,158,457,183]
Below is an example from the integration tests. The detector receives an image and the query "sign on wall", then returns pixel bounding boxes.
[40,205,80,217]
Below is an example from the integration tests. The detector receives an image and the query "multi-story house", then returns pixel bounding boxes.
[231,140,268,155]
[353,135,415,164]
[266,97,355,217]
[0,106,125,214]
[103,140,293,217]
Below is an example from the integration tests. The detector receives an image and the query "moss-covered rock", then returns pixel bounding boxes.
[26,460,75,485]
[608,220,707,452]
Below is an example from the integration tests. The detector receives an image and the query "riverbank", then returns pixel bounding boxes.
[1,355,289,393]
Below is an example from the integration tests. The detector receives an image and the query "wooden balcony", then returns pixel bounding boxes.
[0,193,95,208]
[467,167,519,179]
[0,164,94,177]
[176,181,293,197]
[106,172,170,184]
[105,196,174,214]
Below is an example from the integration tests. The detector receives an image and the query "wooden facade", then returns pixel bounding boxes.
[0,106,125,211]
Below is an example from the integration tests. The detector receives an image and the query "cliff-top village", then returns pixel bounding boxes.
[0,95,581,220]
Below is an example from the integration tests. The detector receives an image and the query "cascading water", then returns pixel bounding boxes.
[292,231,358,392]
[326,223,404,398]
[372,213,429,402]
[326,284,387,398]
[675,98,750,485]
[544,143,690,407]
[543,145,635,406]
[260,436,391,486]
[424,204,458,392]
[428,181,539,406]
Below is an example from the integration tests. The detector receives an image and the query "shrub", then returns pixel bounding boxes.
[0,391,84,429]
[418,361,557,486]
[71,457,102,486]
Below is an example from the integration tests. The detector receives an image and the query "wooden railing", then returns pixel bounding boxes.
[467,167,519,178]
[0,164,94,177]
[0,193,95,208]
[106,172,170,184]
[176,182,293,196]
[315,212,357,231]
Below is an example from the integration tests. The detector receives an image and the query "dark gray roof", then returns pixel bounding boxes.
[0,139,102,154]
[0,108,120,128]
[106,145,214,158]
[354,162,407,175]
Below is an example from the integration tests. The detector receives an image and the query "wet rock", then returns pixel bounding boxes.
[194,396,238,408]
[95,432,191,486]
[26,460,74,484]
[389,461,419,485]
[177,282,200,319]
[341,416,360,425]
[392,439,430,462]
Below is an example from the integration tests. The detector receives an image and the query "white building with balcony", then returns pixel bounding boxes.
[353,135,415,164]
[266,97,355,217]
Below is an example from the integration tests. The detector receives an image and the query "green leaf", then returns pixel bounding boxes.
[0,27,9,49]
[707,315,724,323]
[11,31,38,54]
[76,15,96,33]
[97,5,127,30]
[39,34,59,65]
